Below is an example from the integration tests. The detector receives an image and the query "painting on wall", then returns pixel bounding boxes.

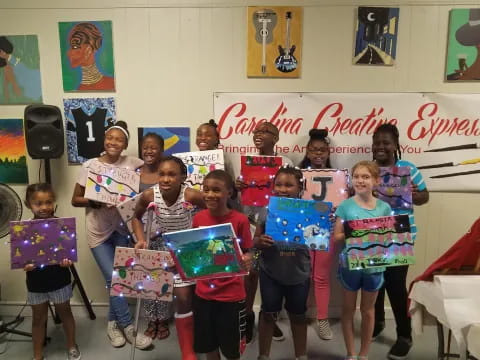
[0,35,42,104]
[247,6,302,78]
[64,97,116,164]
[173,150,224,190]
[344,214,414,270]
[10,217,77,269]
[446,9,480,81]
[138,127,190,156]
[0,119,28,184]
[375,166,412,210]
[301,169,349,207]
[111,247,174,301]
[353,7,400,65]
[59,21,115,91]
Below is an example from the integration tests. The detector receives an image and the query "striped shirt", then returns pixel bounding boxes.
[152,184,193,235]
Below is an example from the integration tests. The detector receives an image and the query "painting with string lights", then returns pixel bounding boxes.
[301,169,349,207]
[375,166,412,210]
[344,214,414,270]
[240,155,282,206]
[173,150,224,190]
[9,217,77,270]
[163,224,247,281]
[266,196,332,251]
[84,160,140,205]
[110,247,174,301]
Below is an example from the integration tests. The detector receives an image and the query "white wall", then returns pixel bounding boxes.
[1,0,479,315]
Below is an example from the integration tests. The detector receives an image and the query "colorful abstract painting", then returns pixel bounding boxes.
[301,169,349,207]
[84,161,139,205]
[138,127,190,156]
[240,155,282,207]
[111,247,174,301]
[64,97,116,164]
[0,35,42,104]
[163,224,247,281]
[446,9,480,81]
[9,217,77,269]
[0,119,28,184]
[266,196,332,251]
[344,214,414,270]
[353,7,399,65]
[173,150,224,190]
[375,166,412,210]
[59,21,115,91]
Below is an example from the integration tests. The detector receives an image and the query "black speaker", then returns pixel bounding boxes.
[24,105,64,159]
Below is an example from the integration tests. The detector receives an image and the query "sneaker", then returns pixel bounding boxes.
[67,345,81,360]
[124,324,153,350]
[315,319,333,340]
[372,320,385,339]
[246,312,255,344]
[388,337,412,360]
[107,321,126,347]
[272,322,285,341]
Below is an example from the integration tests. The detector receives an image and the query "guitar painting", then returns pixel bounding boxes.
[275,12,297,73]
[253,9,277,74]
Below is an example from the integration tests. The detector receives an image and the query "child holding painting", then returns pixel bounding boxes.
[191,169,253,360]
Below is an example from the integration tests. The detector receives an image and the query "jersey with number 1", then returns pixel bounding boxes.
[72,107,108,160]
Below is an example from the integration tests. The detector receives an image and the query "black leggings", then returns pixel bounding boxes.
[374,265,411,340]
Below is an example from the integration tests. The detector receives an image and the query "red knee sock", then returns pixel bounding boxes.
[175,312,197,360]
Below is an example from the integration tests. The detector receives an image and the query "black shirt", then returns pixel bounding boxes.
[26,264,71,293]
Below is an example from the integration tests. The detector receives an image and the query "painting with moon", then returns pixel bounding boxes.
[353,7,400,66]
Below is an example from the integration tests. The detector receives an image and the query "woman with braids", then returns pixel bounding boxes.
[371,123,429,360]
[299,129,335,341]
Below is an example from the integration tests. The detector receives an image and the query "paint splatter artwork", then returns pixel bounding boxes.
[375,166,412,210]
[173,150,224,190]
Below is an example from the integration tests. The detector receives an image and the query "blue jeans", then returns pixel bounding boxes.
[91,231,132,327]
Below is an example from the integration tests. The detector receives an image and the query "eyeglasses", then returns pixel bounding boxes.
[253,129,276,136]
[307,147,329,154]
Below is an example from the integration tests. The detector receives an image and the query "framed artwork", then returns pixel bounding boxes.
[247,6,302,78]
[173,150,224,190]
[84,161,140,205]
[344,214,414,270]
[240,155,282,207]
[266,196,332,250]
[446,9,480,81]
[301,168,349,207]
[375,166,412,210]
[163,224,247,281]
[58,21,115,91]
[9,217,77,269]
[64,97,116,164]
[353,7,400,65]
[111,247,174,301]
[0,35,42,104]
[138,127,190,156]
[0,119,28,183]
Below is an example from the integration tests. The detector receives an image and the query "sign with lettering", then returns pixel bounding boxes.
[173,150,224,190]
[301,168,349,207]
[375,166,412,210]
[344,214,414,270]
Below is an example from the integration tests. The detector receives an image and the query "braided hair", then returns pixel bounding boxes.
[159,155,187,178]
[373,123,402,163]
[299,128,332,169]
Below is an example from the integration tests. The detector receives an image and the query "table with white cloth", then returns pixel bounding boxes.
[409,275,480,360]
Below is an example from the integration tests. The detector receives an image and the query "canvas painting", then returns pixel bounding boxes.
[111,247,174,301]
[0,119,28,184]
[138,127,190,156]
[375,166,412,210]
[344,214,414,270]
[301,169,349,207]
[173,150,224,190]
[116,193,158,240]
[247,6,302,78]
[84,161,140,205]
[240,155,282,207]
[0,35,42,104]
[64,97,116,164]
[59,21,115,91]
[9,217,77,269]
[353,7,400,65]
[446,9,480,81]
[266,196,332,251]
[163,224,247,281]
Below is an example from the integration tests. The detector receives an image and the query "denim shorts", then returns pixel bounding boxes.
[27,284,72,305]
[337,266,384,292]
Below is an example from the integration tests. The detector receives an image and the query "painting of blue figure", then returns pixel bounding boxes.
[353,7,399,65]
[266,196,332,251]
[138,127,190,157]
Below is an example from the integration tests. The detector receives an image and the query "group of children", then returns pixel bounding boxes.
[20,119,428,360]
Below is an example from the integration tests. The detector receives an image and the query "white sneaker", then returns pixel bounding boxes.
[315,319,333,340]
[67,344,81,360]
[107,321,126,347]
[124,324,152,350]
